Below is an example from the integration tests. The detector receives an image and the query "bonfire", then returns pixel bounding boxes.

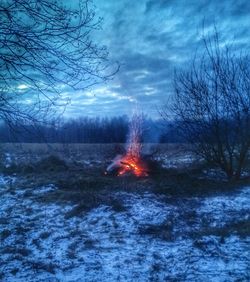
[106,113,148,177]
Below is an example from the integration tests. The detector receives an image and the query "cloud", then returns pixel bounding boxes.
[62,0,250,118]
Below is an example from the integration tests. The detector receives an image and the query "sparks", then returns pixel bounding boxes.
[106,111,149,177]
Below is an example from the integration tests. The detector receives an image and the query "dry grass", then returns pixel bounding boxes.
[1,143,249,202]
[0,142,191,162]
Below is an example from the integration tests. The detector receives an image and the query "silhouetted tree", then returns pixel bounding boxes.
[0,0,117,126]
[162,30,250,180]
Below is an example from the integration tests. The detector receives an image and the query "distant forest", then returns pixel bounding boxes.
[0,116,182,143]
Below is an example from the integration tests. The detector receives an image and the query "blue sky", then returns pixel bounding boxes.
[62,0,250,118]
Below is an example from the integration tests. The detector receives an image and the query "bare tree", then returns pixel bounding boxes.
[162,30,250,180]
[0,0,117,126]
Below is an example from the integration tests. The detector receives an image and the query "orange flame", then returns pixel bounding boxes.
[106,111,148,177]
[117,154,148,177]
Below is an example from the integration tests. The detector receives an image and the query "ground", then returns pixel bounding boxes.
[0,144,249,281]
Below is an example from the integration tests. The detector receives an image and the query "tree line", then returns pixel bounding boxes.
[0,116,128,143]
[0,116,173,143]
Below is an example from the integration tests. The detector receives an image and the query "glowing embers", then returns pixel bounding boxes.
[117,154,148,177]
[105,153,149,177]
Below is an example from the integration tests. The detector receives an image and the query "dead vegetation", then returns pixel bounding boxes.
[1,145,249,200]
[0,144,249,218]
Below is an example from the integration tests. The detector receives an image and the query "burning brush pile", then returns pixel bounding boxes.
[106,113,149,177]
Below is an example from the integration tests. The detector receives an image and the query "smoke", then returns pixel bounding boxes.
[126,112,143,158]
[106,111,149,176]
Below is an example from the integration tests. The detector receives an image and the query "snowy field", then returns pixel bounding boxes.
[0,174,249,282]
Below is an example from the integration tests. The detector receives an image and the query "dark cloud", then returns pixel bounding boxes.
[145,0,173,14]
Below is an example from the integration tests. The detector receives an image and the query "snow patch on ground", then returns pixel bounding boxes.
[32,184,57,195]
[0,174,16,186]
[0,180,249,281]
[155,153,197,169]
[198,186,250,226]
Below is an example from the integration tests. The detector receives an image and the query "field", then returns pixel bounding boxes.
[0,143,250,281]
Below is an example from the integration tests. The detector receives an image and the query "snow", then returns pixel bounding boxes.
[155,153,197,169]
[198,187,250,226]
[4,153,12,168]
[0,174,16,186]
[32,184,57,195]
[0,176,249,281]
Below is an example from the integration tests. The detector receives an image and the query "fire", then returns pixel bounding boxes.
[117,154,148,177]
[106,111,149,177]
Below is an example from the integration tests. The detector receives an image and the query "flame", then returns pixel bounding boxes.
[116,112,148,177]
[117,154,148,177]
[106,111,149,177]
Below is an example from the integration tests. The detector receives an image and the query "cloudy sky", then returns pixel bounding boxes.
[63,0,250,119]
